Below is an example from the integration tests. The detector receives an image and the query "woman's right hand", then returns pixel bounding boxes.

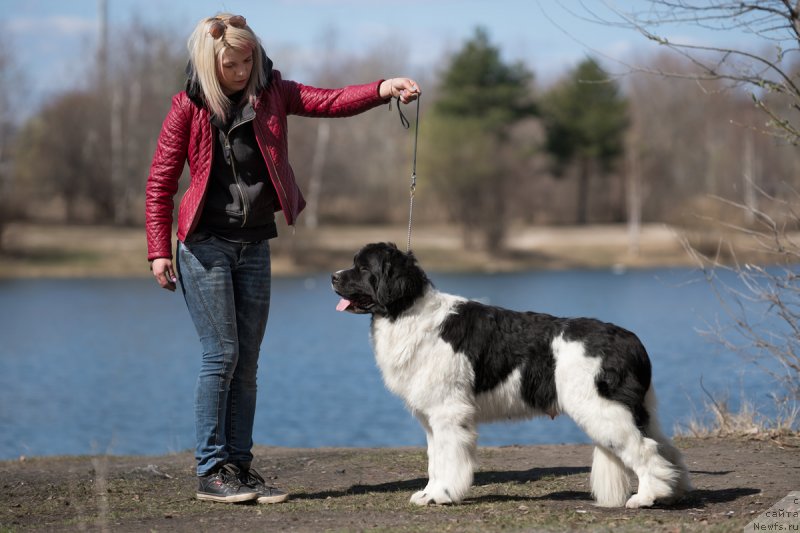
[151,258,178,292]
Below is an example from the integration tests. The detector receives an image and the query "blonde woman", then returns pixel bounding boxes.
[145,13,420,504]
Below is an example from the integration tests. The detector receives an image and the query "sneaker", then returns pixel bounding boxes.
[239,467,289,504]
[197,464,259,503]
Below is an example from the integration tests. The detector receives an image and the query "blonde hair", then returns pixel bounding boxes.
[187,13,269,120]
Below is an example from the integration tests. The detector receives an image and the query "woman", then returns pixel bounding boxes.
[145,13,420,504]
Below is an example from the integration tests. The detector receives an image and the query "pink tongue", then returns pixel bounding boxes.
[336,298,352,312]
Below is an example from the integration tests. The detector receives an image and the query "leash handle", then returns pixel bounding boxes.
[395,95,421,253]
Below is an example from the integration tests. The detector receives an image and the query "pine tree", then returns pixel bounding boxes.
[541,58,628,224]
[422,27,535,250]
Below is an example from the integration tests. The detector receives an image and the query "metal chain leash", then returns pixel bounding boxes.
[394,94,421,253]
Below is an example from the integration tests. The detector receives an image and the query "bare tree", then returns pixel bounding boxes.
[286,29,413,227]
[684,190,800,412]
[105,20,184,225]
[585,1,800,423]
[0,33,19,250]
[11,19,184,225]
[583,1,800,145]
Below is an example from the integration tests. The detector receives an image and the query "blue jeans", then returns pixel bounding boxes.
[177,234,271,476]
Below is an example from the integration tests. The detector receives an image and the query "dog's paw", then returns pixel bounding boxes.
[410,487,455,506]
[410,490,432,506]
[625,493,655,509]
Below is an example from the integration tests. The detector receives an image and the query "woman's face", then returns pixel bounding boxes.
[217,47,254,95]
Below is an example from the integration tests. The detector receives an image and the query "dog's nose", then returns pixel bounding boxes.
[331,272,340,285]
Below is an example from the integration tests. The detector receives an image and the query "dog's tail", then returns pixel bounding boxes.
[590,445,632,507]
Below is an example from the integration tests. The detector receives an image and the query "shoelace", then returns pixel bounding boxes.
[218,464,247,487]
[244,468,266,485]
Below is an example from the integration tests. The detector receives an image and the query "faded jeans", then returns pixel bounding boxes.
[177,233,271,476]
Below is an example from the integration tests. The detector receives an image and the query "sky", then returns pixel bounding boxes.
[4,0,764,116]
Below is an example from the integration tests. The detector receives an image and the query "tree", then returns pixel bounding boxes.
[284,27,413,228]
[588,1,800,146]
[104,20,185,225]
[14,92,103,222]
[0,35,18,249]
[540,58,628,225]
[12,20,184,225]
[585,1,800,426]
[421,27,535,251]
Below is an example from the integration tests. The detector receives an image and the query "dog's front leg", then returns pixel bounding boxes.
[410,408,476,505]
[421,414,437,481]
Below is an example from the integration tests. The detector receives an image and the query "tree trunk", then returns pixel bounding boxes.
[576,157,591,225]
[626,141,642,256]
[305,121,330,229]
[742,130,757,226]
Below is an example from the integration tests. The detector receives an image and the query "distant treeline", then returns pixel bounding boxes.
[1,7,798,251]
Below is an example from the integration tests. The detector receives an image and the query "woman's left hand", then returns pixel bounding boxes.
[380,78,421,104]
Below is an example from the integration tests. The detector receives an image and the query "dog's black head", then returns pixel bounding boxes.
[331,242,430,320]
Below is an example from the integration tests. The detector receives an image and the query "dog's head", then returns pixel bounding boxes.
[331,242,429,320]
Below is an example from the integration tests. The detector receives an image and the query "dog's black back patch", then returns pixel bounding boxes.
[440,301,653,429]
[439,301,560,412]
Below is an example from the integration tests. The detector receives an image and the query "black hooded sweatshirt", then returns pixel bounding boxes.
[194,90,280,242]
[187,51,280,243]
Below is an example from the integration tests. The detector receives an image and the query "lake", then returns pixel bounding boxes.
[0,267,781,460]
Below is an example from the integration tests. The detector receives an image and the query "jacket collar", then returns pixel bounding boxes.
[209,94,255,131]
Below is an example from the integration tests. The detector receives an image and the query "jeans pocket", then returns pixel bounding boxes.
[184,230,215,245]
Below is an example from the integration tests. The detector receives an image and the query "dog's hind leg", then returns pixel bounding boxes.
[410,406,476,505]
[575,399,680,509]
[554,337,680,508]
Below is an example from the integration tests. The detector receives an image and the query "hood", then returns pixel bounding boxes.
[185,45,274,108]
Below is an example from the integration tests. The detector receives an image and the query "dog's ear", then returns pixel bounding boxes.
[374,249,428,318]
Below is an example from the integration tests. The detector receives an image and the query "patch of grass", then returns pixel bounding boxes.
[676,385,799,445]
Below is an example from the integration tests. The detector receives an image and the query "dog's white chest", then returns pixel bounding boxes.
[370,292,473,410]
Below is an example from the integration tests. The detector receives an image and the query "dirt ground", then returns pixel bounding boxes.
[2,435,798,532]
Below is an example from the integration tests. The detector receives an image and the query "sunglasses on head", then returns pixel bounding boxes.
[208,15,247,39]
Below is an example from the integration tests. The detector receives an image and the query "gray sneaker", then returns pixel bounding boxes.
[197,464,259,503]
[239,467,289,504]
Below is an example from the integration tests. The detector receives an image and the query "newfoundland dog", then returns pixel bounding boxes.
[331,242,691,508]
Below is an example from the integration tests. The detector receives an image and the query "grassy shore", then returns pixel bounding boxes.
[0,221,724,279]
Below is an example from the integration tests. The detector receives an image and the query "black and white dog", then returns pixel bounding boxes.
[332,242,691,508]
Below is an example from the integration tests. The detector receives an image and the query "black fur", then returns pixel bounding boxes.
[440,304,652,429]
[440,303,559,412]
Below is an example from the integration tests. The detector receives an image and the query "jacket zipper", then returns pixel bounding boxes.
[223,116,254,227]
[255,120,292,225]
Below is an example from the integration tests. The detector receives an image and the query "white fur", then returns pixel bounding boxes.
[475,368,540,422]
[370,287,690,507]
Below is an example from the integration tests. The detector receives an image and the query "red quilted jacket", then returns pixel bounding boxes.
[145,70,388,261]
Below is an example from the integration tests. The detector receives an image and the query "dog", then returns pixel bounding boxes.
[331,242,692,508]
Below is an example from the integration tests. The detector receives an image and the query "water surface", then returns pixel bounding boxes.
[0,267,778,459]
